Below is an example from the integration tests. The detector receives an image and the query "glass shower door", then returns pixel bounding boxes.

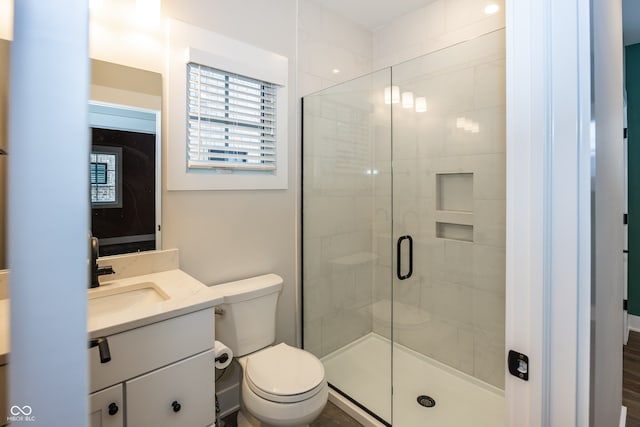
[390,30,506,426]
[302,68,393,424]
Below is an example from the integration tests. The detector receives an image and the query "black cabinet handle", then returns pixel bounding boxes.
[396,235,413,280]
[171,401,181,413]
[89,337,111,363]
[108,402,118,416]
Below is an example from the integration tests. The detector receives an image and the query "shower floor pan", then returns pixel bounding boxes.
[321,333,504,426]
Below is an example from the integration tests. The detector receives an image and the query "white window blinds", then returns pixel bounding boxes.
[187,63,277,171]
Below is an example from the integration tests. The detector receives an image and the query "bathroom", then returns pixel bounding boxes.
[0,0,626,426]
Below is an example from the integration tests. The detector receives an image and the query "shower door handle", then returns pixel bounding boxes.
[397,235,413,280]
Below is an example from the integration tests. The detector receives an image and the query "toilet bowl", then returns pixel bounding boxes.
[237,343,328,427]
[214,274,328,427]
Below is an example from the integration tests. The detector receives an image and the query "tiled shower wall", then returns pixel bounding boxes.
[298,0,373,97]
[301,0,505,389]
[299,0,380,359]
[372,0,505,70]
[380,31,506,389]
[302,75,390,357]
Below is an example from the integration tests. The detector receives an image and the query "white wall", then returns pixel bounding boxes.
[591,0,625,425]
[90,0,299,346]
[298,0,506,94]
[298,0,373,96]
[372,0,505,70]
[163,0,298,346]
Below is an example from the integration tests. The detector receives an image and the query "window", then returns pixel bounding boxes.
[187,64,277,172]
[166,19,288,190]
[90,146,122,208]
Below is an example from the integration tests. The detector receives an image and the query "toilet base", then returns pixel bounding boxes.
[237,409,310,427]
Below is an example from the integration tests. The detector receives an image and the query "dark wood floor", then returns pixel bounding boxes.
[310,401,363,427]
[625,331,640,426]
[221,401,362,427]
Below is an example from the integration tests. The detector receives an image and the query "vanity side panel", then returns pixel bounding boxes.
[0,364,6,427]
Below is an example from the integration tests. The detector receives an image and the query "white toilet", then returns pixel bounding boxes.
[214,274,328,427]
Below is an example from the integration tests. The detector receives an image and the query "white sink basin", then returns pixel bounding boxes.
[85,268,224,338]
[88,282,169,318]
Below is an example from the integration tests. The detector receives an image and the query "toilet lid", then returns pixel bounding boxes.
[245,343,325,403]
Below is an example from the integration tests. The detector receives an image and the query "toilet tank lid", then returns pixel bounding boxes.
[213,274,283,304]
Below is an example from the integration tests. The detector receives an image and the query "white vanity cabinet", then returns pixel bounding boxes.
[89,308,215,427]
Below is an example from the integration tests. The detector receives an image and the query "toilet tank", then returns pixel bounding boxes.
[214,274,283,357]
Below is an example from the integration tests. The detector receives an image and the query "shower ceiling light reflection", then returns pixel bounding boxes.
[385,86,428,113]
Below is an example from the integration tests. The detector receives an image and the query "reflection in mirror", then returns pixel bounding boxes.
[0,47,163,267]
[90,59,162,257]
[89,102,161,256]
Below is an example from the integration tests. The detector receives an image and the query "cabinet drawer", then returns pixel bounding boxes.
[90,384,123,427]
[90,308,213,393]
[126,350,214,427]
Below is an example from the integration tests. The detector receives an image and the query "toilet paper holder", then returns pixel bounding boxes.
[214,340,233,369]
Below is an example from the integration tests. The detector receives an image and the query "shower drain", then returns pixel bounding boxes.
[416,395,436,408]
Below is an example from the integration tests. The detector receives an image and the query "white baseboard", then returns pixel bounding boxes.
[625,312,630,345]
[628,314,640,333]
[621,405,627,427]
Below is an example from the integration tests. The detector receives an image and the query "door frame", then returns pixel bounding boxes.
[505,0,592,425]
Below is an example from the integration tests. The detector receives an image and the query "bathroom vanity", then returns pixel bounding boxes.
[89,308,215,426]
[0,250,225,427]
[87,250,223,427]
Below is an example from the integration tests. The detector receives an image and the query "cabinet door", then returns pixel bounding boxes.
[89,384,123,427]
[126,350,214,427]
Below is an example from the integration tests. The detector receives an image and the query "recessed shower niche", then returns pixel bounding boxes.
[436,173,473,212]
[435,172,474,242]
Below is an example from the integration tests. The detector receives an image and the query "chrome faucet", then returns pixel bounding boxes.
[90,234,115,288]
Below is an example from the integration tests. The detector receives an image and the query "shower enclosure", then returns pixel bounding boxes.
[302,30,505,426]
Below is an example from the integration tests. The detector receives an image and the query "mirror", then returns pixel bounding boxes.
[89,102,161,256]
[0,40,163,268]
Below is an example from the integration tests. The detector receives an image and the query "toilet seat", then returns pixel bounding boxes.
[245,343,325,404]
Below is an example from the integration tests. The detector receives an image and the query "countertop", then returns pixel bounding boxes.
[87,268,224,339]
[0,257,224,364]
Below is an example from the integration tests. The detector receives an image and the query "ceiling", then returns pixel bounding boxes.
[318,0,437,30]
